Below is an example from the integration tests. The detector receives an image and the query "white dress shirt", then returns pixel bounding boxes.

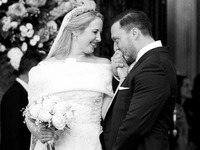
[16,77,29,92]
[128,40,163,72]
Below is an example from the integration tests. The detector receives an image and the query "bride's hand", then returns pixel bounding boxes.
[25,118,54,143]
[37,127,55,144]
[111,50,129,80]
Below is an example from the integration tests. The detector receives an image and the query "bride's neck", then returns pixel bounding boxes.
[67,52,94,61]
[55,47,94,61]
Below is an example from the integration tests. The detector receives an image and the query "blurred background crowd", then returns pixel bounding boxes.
[168,74,200,150]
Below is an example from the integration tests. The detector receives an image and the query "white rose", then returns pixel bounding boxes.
[38,43,43,48]
[54,102,68,115]
[26,23,33,29]
[30,39,37,46]
[26,0,47,7]
[29,104,42,119]
[10,21,18,29]
[35,97,43,104]
[42,98,56,112]
[47,20,58,33]
[2,16,11,24]
[33,35,40,41]
[0,44,6,52]
[38,109,52,122]
[19,25,27,32]
[7,2,27,17]
[20,36,25,41]
[2,0,8,3]
[21,31,27,37]
[27,29,34,38]
[52,113,66,130]
[21,42,28,52]
[65,109,74,120]
[2,23,11,31]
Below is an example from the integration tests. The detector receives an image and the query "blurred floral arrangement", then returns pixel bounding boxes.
[0,0,92,70]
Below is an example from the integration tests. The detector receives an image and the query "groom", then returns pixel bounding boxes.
[100,9,177,150]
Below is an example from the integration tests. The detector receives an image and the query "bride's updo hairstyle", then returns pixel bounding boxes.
[46,0,103,58]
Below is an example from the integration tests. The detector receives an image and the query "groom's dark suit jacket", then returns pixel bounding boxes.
[1,80,31,150]
[101,47,177,150]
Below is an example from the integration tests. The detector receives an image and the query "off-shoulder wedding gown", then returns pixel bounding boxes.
[27,58,113,150]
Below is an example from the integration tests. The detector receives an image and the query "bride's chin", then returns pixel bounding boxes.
[87,47,95,54]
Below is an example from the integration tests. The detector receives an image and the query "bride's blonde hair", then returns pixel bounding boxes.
[47,10,103,59]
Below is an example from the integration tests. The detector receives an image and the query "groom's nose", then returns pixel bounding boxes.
[113,43,119,52]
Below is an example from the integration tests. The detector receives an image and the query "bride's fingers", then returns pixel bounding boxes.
[39,127,52,131]
[41,132,54,139]
[42,135,53,139]
[40,138,52,144]
[40,135,54,143]
[40,128,54,134]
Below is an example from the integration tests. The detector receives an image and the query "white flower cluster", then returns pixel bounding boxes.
[23,94,74,130]
[0,0,7,6]
[20,23,34,38]
[7,47,23,70]
[1,16,19,32]
[7,2,27,18]
[26,0,47,7]
[49,1,72,20]
[0,43,6,52]
[19,23,41,48]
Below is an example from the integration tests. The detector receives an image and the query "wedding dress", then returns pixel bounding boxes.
[27,58,113,150]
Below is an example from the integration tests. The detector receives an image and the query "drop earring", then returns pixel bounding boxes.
[74,35,77,40]
[72,33,77,41]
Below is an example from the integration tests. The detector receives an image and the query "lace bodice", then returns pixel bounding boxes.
[55,90,104,150]
[57,90,104,126]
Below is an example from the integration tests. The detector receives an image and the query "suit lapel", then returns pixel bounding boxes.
[128,47,168,74]
[15,81,28,96]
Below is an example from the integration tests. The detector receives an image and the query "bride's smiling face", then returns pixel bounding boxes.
[76,17,103,54]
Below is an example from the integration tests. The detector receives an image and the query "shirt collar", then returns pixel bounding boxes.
[135,40,162,63]
[16,77,29,92]
[128,40,162,72]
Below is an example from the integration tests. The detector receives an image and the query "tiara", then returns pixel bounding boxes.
[71,0,96,17]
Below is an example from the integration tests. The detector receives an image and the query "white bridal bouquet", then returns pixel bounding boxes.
[23,93,74,149]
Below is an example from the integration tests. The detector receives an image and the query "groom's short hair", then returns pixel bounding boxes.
[18,50,45,75]
[111,9,152,36]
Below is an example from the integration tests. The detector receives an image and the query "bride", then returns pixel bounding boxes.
[25,1,113,150]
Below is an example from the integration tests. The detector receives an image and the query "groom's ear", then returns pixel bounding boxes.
[130,27,139,40]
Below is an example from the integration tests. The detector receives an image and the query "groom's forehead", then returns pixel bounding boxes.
[111,22,120,31]
[111,24,127,37]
